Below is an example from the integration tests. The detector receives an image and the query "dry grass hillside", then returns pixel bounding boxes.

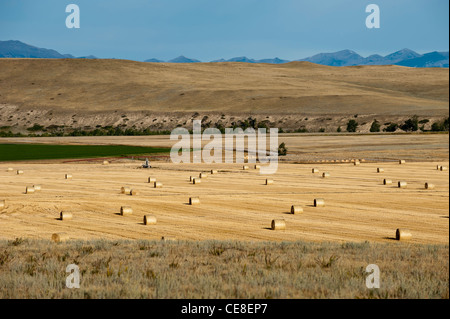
[0,59,448,132]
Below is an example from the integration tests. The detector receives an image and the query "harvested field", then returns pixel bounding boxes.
[0,159,448,243]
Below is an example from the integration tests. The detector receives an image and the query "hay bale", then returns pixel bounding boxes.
[396,229,412,241]
[314,198,325,207]
[398,181,407,188]
[211,170,218,174]
[16,170,24,175]
[425,183,435,190]
[121,186,131,194]
[0,200,5,209]
[436,165,441,170]
[189,197,200,205]
[354,161,360,166]
[312,168,319,173]
[199,173,208,179]
[291,205,303,214]
[154,182,163,188]
[60,212,73,220]
[130,189,140,196]
[440,166,448,171]
[161,236,176,241]
[377,168,384,173]
[265,179,274,185]
[148,177,157,183]
[383,179,392,185]
[322,172,330,178]
[33,185,42,191]
[103,160,109,165]
[120,206,133,216]
[143,215,157,225]
[254,165,261,169]
[65,174,72,180]
[243,165,249,170]
[25,186,35,194]
[271,219,286,230]
[399,160,406,164]
[7,168,13,172]
[52,233,69,243]
[193,178,201,184]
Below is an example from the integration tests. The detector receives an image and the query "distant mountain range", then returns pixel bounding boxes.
[1,40,448,67]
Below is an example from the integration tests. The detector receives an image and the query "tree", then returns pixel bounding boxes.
[278,142,287,156]
[400,115,419,132]
[384,123,398,132]
[346,119,358,132]
[337,126,342,133]
[370,120,381,132]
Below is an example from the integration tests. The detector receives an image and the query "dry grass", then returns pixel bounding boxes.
[0,239,447,299]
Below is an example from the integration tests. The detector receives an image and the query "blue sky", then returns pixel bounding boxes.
[0,0,448,61]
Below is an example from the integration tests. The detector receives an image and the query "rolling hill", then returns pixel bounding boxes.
[0,58,448,133]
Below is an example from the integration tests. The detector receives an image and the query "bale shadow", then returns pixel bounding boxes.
[263,227,273,230]
[383,237,398,241]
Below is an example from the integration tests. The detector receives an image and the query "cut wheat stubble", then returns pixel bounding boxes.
[0,200,5,209]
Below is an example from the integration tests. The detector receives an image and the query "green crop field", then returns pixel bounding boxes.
[0,144,170,162]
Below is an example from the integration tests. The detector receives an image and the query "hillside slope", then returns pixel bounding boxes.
[0,59,448,132]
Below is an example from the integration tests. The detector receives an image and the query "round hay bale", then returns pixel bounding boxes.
[314,198,325,207]
[265,179,274,185]
[383,179,392,185]
[7,168,13,172]
[425,183,435,190]
[377,168,384,173]
[199,173,208,179]
[52,233,69,243]
[148,177,157,183]
[322,172,330,178]
[103,160,109,165]
[398,181,407,188]
[143,215,157,225]
[65,174,72,180]
[120,206,133,216]
[254,165,261,169]
[193,178,201,184]
[60,212,73,220]
[189,197,200,205]
[154,182,163,188]
[211,170,218,174]
[312,168,319,173]
[33,185,42,191]
[291,205,303,214]
[130,189,139,196]
[121,186,131,194]
[399,160,406,164]
[16,170,24,175]
[161,236,176,241]
[0,200,5,209]
[436,165,441,170]
[440,166,448,171]
[25,186,35,194]
[354,161,360,166]
[271,219,286,230]
[243,165,249,170]
[396,229,412,241]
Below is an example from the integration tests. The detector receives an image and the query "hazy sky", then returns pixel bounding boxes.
[0,0,448,61]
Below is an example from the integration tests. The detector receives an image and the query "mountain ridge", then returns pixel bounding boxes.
[0,40,448,67]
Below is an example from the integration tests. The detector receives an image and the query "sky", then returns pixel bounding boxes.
[0,0,448,61]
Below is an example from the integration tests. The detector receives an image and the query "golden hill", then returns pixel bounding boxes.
[0,58,448,132]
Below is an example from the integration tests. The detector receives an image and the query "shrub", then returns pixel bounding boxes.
[384,123,398,132]
[346,120,358,132]
[278,142,287,156]
[370,120,381,132]
[400,115,419,132]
